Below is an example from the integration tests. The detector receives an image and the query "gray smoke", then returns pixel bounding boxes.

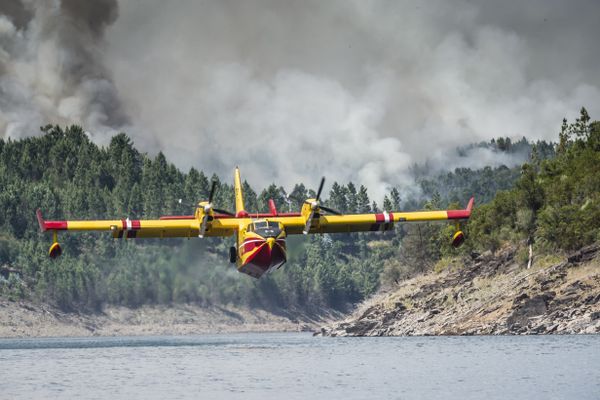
[2,0,600,200]
[0,0,127,142]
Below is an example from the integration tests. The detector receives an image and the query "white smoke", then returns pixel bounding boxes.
[2,0,600,200]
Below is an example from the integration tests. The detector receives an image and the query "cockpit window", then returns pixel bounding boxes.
[251,221,281,237]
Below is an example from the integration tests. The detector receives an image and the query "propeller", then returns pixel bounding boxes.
[179,180,235,238]
[206,181,235,216]
[197,182,214,238]
[199,209,210,238]
[178,197,233,216]
[319,205,343,216]
[302,177,342,235]
[213,208,235,216]
[200,180,236,237]
[208,179,217,205]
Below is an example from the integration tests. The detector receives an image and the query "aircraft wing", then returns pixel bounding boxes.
[273,197,474,235]
[36,210,236,238]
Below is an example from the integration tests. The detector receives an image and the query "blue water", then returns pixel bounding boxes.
[0,333,598,400]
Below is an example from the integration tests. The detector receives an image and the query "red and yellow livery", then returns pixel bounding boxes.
[37,168,474,278]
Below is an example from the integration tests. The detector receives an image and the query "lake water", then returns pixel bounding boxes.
[0,333,598,399]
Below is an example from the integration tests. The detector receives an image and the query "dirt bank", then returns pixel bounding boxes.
[0,301,340,338]
[318,244,600,336]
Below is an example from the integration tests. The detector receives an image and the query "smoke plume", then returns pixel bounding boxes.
[0,0,126,142]
[2,0,600,200]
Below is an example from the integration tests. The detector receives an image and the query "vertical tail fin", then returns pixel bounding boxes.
[234,167,246,217]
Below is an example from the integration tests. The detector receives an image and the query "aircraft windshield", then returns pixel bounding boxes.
[252,221,281,237]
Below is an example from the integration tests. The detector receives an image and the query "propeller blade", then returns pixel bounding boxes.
[316,177,325,201]
[208,180,217,203]
[320,205,342,215]
[303,209,315,235]
[213,208,235,216]
[199,214,209,238]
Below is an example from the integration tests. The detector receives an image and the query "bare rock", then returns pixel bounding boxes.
[320,243,600,337]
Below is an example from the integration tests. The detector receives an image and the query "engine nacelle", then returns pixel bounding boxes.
[49,242,62,258]
[451,230,465,248]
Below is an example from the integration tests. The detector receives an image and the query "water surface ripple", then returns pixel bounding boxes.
[0,333,598,399]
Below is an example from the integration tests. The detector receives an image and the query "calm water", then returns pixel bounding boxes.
[0,333,598,400]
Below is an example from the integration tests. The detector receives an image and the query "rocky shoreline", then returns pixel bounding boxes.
[0,301,338,338]
[4,245,599,339]
[318,244,600,336]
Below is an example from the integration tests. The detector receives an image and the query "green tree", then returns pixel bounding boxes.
[356,185,371,213]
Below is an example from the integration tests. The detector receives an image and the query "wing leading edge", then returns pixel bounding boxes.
[272,197,474,235]
[36,158,474,266]
[36,209,235,239]
[37,197,473,238]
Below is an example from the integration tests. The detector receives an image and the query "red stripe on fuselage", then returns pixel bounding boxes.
[244,242,286,271]
[132,220,141,230]
[375,213,385,223]
[243,239,264,253]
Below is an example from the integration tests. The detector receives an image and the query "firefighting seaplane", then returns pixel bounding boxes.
[36,168,474,278]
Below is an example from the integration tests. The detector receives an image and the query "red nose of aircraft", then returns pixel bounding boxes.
[239,235,287,278]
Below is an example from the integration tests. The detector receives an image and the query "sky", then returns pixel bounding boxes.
[1,0,599,199]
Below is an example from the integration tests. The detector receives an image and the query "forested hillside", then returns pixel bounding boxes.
[1,111,585,313]
[321,108,600,337]
[0,125,389,311]
[464,109,600,254]
[414,136,555,207]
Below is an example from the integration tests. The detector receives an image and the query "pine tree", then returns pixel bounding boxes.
[346,182,358,213]
[574,107,591,139]
[383,195,392,211]
[259,184,286,213]
[356,185,371,213]
[242,181,259,213]
[289,183,308,211]
[328,182,348,213]
[389,187,401,210]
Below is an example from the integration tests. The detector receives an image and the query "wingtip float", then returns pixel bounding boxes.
[37,169,474,278]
